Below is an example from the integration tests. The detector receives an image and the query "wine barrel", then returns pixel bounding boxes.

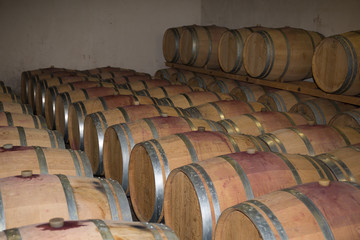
[259,125,360,156]
[329,108,360,129]
[214,181,360,240]
[105,74,152,85]
[290,98,356,125]
[67,95,156,150]
[89,70,136,80]
[163,26,185,63]
[82,66,135,75]
[0,112,47,129]
[230,83,274,102]
[258,90,314,112]
[0,145,93,178]
[0,220,178,240]
[312,31,360,95]
[184,100,269,121]
[0,126,65,148]
[316,144,360,183]
[219,111,310,135]
[0,81,12,94]
[164,151,334,240]
[186,74,217,89]
[0,93,20,104]
[35,75,100,116]
[154,68,180,81]
[84,105,186,176]
[169,69,197,84]
[0,174,131,230]
[0,102,32,114]
[103,116,224,194]
[206,78,243,94]
[129,130,269,222]
[45,81,117,129]
[21,67,67,104]
[119,78,171,92]
[157,91,236,109]
[243,27,324,81]
[179,25,228,68]
[218,27,267,74]
[136,85,200,99]
[55,87,132,141]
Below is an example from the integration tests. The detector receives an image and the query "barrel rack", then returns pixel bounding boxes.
[165,62,360,106]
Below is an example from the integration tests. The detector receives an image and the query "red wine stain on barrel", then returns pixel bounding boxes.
[36,221,85,231]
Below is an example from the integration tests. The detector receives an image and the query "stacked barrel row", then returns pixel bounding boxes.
[163,25,360,95]
[0,66,181,239]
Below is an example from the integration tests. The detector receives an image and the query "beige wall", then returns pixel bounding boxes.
[201,0,360,36]
[0,0,201,94]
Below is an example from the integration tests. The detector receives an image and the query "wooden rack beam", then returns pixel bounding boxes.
[166,62,360,106]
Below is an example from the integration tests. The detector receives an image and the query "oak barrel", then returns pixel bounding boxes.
[0,145,93,178]
[0,112,47,129]
[219,111,310,135]
[129,130,269,222]
[0,220,178,240]
[259,125,360,156]
[136,85,199,99]
[186,74,217,89]
[119,78,171,92]
[184,100,269,121]
[230,83,272,102]
[154,68,180,81]
[103,116,224,194]
[243,27,324,81]
[169,69,197,84]
[214,181,360,240]
[0,102,32,114]
[206,78,242,94]
[0,126,65,148]
[163,26,185,63]
[164,151,334,240]
[84,105,186,175]
[312,30,360,95]
[0,93,20,104]
[329,108,360,129]
[0,174,131,230]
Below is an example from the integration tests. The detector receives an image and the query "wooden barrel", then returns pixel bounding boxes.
[0,174,132,230]
[129,130,269,222]
[184,100,269,121]
[0,126,65,148]
[316,144,360,183]
[0,220,178,240]
[290,98,356,125]
[329,108,360,129]
[312,31,360,95]
[21,67,67,104]
[157,91,236,109]
[243,27,324,81]
[0,112,47,129]
[103,116,224,194]
[154,68,180,81]
[214,181,360,240]
[218,27,264,74]
[35,76,100,116]
[54,87,132,141]
[136,85,199,99]
[0,102,32,114]
[89,70,136,80]
[106,74,153,85]
[206,78,243,94]
[259,125,360,156]
[179,25,228,68]
[230,83,272,102]
[0,81,12,94]
[82,66,134,75]
[45,81,117,129]
[163,26,185,63]
[258,90,314,112]
[119,78,171,92]
[186,74,217,89]
[0,145,93,178]
[219,111,311,135]
[0,93,20,104]
[169,70,197,84]
[67,95,156,150]
[84,105,186,175]
[164,151,335,240]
